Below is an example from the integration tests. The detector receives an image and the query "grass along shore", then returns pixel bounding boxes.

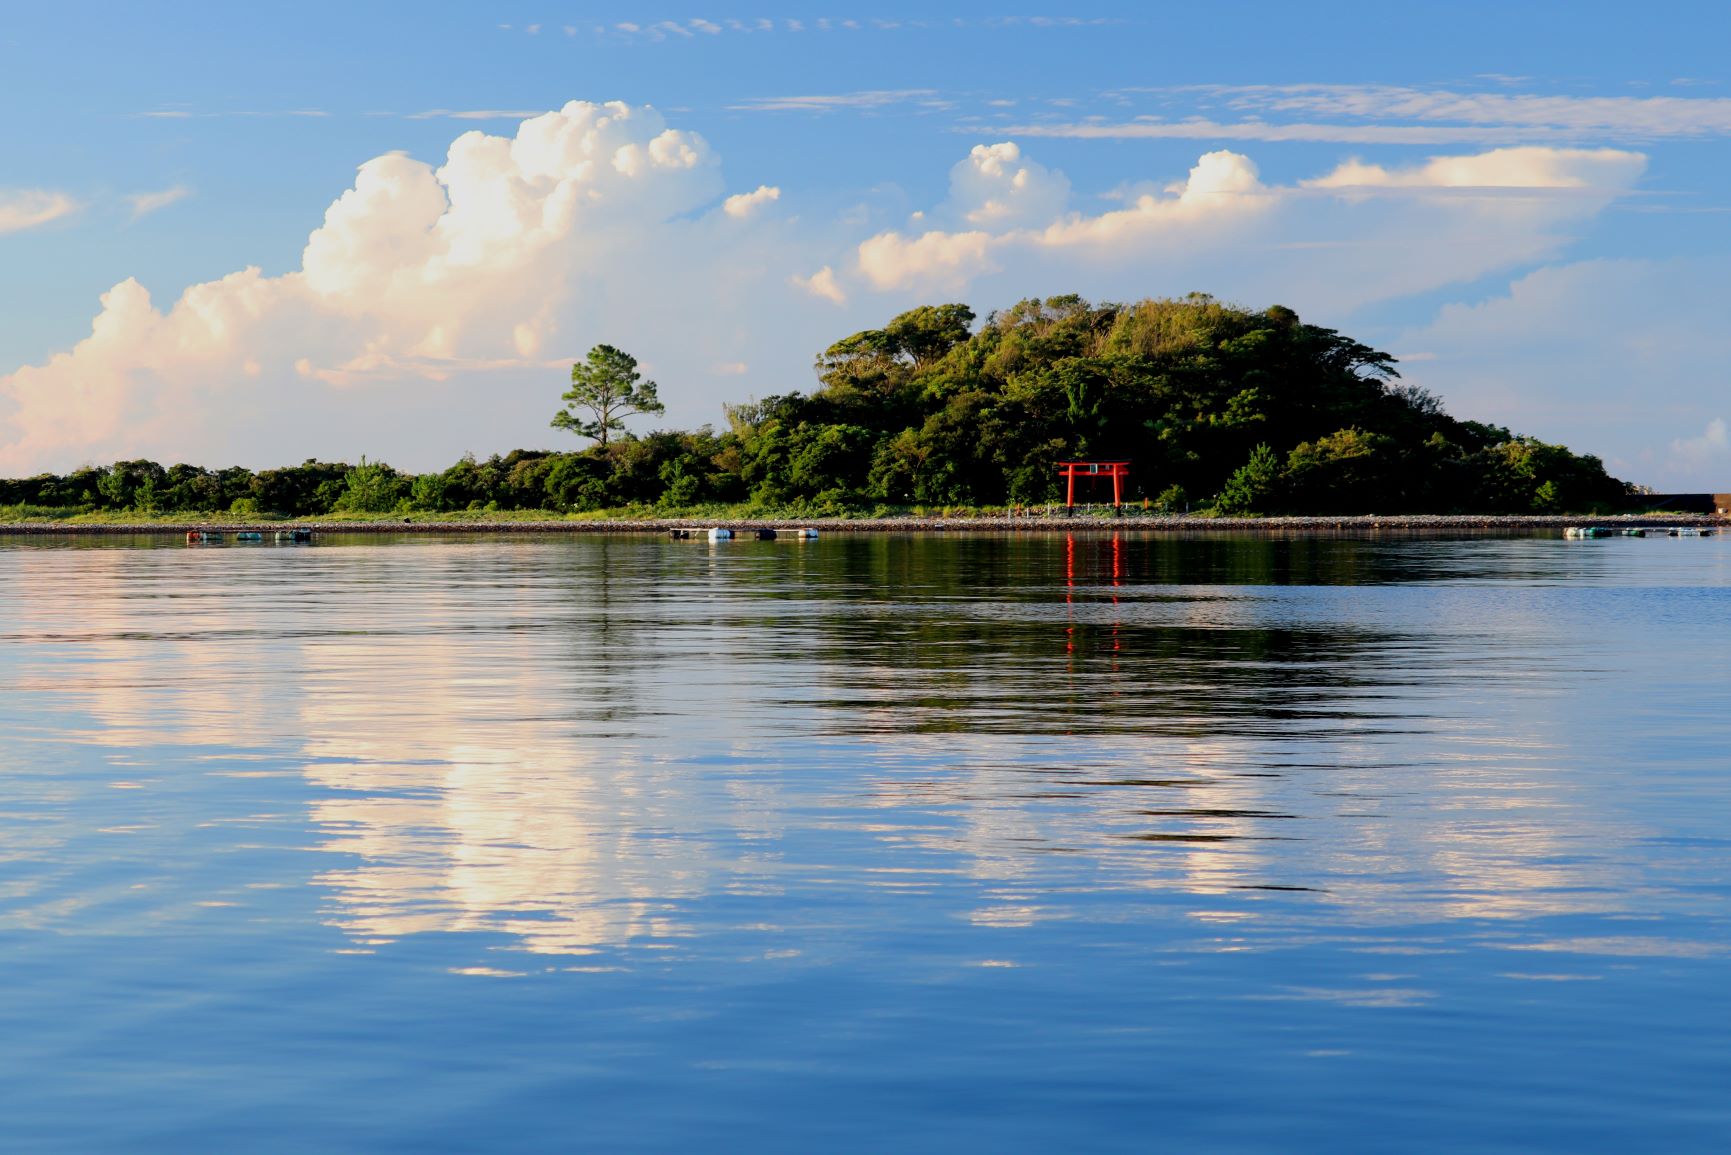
[0,508,1723,535]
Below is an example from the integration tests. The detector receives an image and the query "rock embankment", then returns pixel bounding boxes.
[1,513,1725,536]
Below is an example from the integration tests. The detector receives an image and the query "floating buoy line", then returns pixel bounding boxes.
[1565,526,1717,539]
[183,526,825,546]
[668,527,819,542]
[186,529,314,545]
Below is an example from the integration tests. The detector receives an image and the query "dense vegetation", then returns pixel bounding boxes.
[0,294,1632,519]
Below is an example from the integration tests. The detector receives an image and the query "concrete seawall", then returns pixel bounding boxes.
[2,513,1726,537]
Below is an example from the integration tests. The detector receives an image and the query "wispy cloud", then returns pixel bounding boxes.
[125,186,192,220]
[1051,84,1731,145]
[522,14,1122,43]
[137,108,328,119]
[407,109,546,121]
[731,89,946,113]
[1213,84,1731,138]
[1002,118,1580,146]
[1671,417,1728,464]
[0,189,77,235]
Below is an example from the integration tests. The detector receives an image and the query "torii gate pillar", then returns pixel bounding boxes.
[1058,461,1130,508]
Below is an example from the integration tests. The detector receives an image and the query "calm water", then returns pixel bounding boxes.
[1,531,1728,1152]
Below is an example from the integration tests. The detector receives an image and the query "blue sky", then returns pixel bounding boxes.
[3,1,1729,486]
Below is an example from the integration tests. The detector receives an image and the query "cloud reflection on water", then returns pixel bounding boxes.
[0,534,1697,962]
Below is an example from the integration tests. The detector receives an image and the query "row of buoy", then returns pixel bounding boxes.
[667,527,820,542]
[1565,526,1717,539]
[186,529,314,544]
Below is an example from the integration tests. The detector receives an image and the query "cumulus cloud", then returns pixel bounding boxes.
[0,189,77,234]
[0,115,1660,476]
[842,144,1641,305]
[792,265,847,304]
[722,184,780,218]
[1303,147,1646,190]
[944,142,1070,227]
[856,150,1263,291]
[0,101,725,472]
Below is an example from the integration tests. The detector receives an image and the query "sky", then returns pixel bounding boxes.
[2,1,1728,488]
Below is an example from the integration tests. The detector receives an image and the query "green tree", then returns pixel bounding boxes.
[334,457,408,513]
[1215,443,1282,515]
[1282,427,1400,513]
[552,344,666,448]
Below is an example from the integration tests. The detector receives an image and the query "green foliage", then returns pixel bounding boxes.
[334,457,409,513]
[1215,444,1283,515]
[0,295,1633,520]
[552,344,666,447]
[1280,428,1400,514]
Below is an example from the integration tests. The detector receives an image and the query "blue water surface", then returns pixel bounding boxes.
[0,531,1727,1153]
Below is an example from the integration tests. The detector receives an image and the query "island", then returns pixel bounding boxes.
[0,294,1708,525]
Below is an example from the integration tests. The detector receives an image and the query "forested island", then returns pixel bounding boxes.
[1,294,1635,520]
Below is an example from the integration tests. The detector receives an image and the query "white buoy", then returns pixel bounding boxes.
[707,527,733,541]
[793,528,819,540]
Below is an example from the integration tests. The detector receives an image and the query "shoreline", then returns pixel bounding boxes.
[1,513,1725,537]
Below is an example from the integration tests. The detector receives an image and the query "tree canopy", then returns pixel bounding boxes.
[552,344,665,448]
[0,294,1634,518]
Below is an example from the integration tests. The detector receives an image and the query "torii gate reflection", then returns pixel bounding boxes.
[1064,532,1124,664]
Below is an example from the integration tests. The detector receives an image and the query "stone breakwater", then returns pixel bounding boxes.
[1,513,1725,536]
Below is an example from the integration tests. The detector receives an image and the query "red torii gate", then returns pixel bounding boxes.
[1058,460,1130,508]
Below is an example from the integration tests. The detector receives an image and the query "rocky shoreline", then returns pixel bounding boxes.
[1,513,1725,536]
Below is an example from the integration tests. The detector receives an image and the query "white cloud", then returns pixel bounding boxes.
[1004,118,1595,146]
[1396,259,1731,489]
[792,265,847,305]
[1043,84,1731,145]
[137,109,328,120]
[729,89,940,113]
[844,144,1642,305]
[408,109,546,121]
[857,148,1260,292]
[0,101,726,472]
[945,142,1070,227]
[0,189,77,234]
[125,185,192,219]
[722,185,780,218]
[1303,147,1646,190]
[858,229,998,291]
[1216,84,1731,138]
[1671,418,1728,466]
[0,117,1661,477]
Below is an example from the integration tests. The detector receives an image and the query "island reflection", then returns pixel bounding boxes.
[3,534,1641,958]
